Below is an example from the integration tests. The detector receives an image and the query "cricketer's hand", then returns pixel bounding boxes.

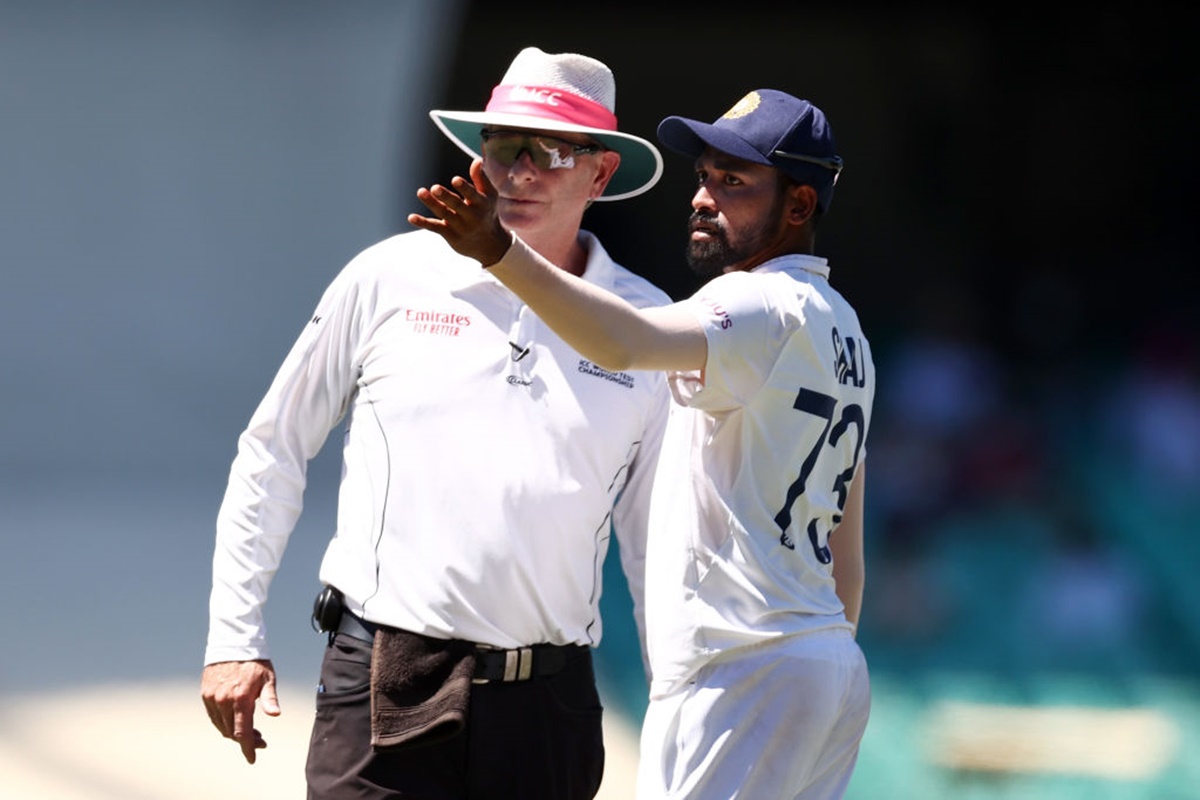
[409,158,512,267]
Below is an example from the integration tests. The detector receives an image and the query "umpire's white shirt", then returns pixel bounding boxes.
[205,229,669,664]
[644,254,875,697]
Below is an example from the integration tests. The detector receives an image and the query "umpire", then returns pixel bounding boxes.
[200,46,669,799]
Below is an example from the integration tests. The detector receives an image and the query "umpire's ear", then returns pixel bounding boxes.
[589,150,622,201]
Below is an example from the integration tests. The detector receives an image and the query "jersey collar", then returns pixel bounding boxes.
[752,253,830,280]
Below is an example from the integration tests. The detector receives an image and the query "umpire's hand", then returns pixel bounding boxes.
[201,659,280,764]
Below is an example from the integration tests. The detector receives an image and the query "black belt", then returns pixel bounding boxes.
[336,611,584,684]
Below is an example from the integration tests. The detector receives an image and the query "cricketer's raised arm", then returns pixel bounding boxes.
[408,158,706,374]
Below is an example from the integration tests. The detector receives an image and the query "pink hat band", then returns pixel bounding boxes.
[485,84,618,131]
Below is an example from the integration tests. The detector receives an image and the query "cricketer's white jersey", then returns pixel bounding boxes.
[644,254,874,697]
[206,229,670,665]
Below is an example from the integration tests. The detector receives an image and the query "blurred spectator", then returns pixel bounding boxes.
[1099,318,1200,498]
[1021,509,1149,671]
[863,514,956,647]
[953,403,1045,508]
[881,285,1002,439]
[870,283,1005,542]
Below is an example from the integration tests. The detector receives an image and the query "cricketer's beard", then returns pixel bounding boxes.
[685,197,785,280]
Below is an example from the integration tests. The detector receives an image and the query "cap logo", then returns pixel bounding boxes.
[721,91,762,120]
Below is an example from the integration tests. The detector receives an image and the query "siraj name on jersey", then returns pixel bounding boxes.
[832,327,865,389]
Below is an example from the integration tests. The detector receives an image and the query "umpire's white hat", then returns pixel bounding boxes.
[429,47,663,202]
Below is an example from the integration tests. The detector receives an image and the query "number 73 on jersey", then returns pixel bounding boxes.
[774,387,866,564]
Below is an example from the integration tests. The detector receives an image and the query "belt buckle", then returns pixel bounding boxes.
[472,645,534,684]
[504,646,534,681]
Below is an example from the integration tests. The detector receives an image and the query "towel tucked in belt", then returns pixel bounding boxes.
[369,627,477,751]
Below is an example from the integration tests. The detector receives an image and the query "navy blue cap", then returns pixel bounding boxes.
[657,89,843,212]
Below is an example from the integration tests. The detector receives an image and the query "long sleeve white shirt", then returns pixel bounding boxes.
[205,229,669,666]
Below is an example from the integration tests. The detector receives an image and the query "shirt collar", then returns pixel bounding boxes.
[751,253,830,280]
[575,229,618,289]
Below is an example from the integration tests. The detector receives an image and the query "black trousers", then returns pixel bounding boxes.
[305,632,606,799]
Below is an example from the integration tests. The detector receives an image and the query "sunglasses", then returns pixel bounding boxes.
[480,130,603,170]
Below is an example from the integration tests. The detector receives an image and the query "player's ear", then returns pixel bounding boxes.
[785,183,819,227]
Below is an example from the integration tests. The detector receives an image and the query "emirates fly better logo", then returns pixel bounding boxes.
[405,308,471,336]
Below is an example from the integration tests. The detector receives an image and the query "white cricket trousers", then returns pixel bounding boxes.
[637,628,870,800]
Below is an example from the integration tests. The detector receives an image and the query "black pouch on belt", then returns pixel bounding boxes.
[369,627,477,752]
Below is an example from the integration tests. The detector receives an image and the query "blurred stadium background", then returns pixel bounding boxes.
[2,2,1197,797]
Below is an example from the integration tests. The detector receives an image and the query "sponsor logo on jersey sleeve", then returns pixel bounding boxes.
[699,297,733,330]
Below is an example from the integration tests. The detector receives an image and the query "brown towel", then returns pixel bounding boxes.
[370,627,477,751]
